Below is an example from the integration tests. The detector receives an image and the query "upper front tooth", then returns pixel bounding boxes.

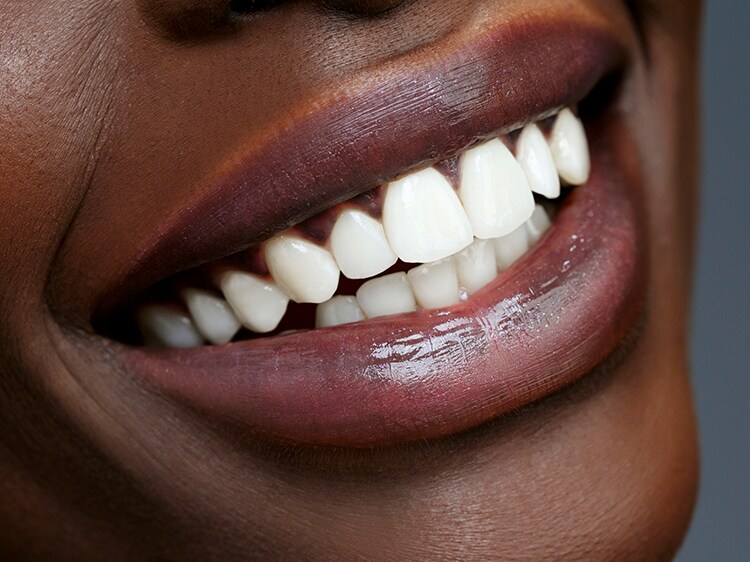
[182,288,241,346]
[265,235,340,304]
[455,238,497,294]
[407,258,461,309]
[315,295,366,328]
[459,139,535,238]
[517,123,561,199]
[356,272,417,319]
[526,204,552,244]
[137,304,205,349]
[218,271,289,333]
[549,108,591,186]
[383,167,474,263]
[330,209,397,279]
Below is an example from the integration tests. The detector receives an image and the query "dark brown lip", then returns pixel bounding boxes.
[103,17,646,447]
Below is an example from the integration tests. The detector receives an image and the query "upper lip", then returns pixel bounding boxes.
[97,16,625,320]
[96,14,646,447]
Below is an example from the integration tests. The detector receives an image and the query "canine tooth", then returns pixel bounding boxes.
[549,108,591,185]
[517,123,561,199]
[356,272,417,319]
[137,305,204,349]
[526,204,552,244]
[408,258,461,309]
[265,235,340,304]
[315,296,366,328]
[182,288,241,345]
[219,271,289,334]
[330,209,397,279]
[494,225,530,271]
[383,167,473,263]
[459,139,535,238]
[455,239,497,294]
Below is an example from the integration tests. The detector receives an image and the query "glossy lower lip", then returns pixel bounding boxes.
[105,17,646,447]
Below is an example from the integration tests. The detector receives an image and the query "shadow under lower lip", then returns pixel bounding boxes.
[116,108,647,447]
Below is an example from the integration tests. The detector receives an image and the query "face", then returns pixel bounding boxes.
[0,0,700,559]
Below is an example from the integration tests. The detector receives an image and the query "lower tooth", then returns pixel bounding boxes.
[495,225,530,270]
[526,204,552,244]
[137,304,204,349]
[315,296,366,328]
[219,271,289,334]
[182,288,241,346]
[356,272,417,319]
[407,258,461,309]
[455,239,497,294]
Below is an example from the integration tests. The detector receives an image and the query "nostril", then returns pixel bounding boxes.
[323,0,408,16]
[229,0,285,13]
[137,0,233,39]
[139,0,403,40]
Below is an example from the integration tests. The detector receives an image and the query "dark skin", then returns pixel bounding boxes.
[0,1,700,559]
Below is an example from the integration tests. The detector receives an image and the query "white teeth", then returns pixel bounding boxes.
[526,204,552,245]
[265,235,340,304]
[315,296,366,328]
[330,209,398,279]
[459,139,535,239]
[136,109,593,345]
[494,225,530,271]
[137,305,205,349]
[549,108,591,186]
[219,271,289,334]
[383,167,474,263]
[517,123,561,199]
[182,288,241,346]
[455,238,497,294]
[407,258,461,309]
[356,272,417,319]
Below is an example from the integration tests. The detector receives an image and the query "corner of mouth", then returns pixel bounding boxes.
[94,15,646,447]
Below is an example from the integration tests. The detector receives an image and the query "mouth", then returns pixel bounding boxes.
[92,14,646,447]
[130,107,588,347]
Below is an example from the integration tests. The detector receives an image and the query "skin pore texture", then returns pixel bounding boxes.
[0,0,700,560]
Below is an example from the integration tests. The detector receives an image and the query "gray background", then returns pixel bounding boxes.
[677,1,750,560]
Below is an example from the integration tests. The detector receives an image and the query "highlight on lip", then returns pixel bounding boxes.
[135,107,590,348]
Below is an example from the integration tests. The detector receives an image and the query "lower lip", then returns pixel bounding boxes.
[117,114,646,448]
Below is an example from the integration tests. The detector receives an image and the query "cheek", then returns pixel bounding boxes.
[0,1,121,312]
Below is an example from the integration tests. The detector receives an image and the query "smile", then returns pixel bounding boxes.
[97,15,647,447]
[136,108,589,347]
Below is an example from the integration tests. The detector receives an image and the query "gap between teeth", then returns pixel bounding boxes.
[138,108,590,348]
